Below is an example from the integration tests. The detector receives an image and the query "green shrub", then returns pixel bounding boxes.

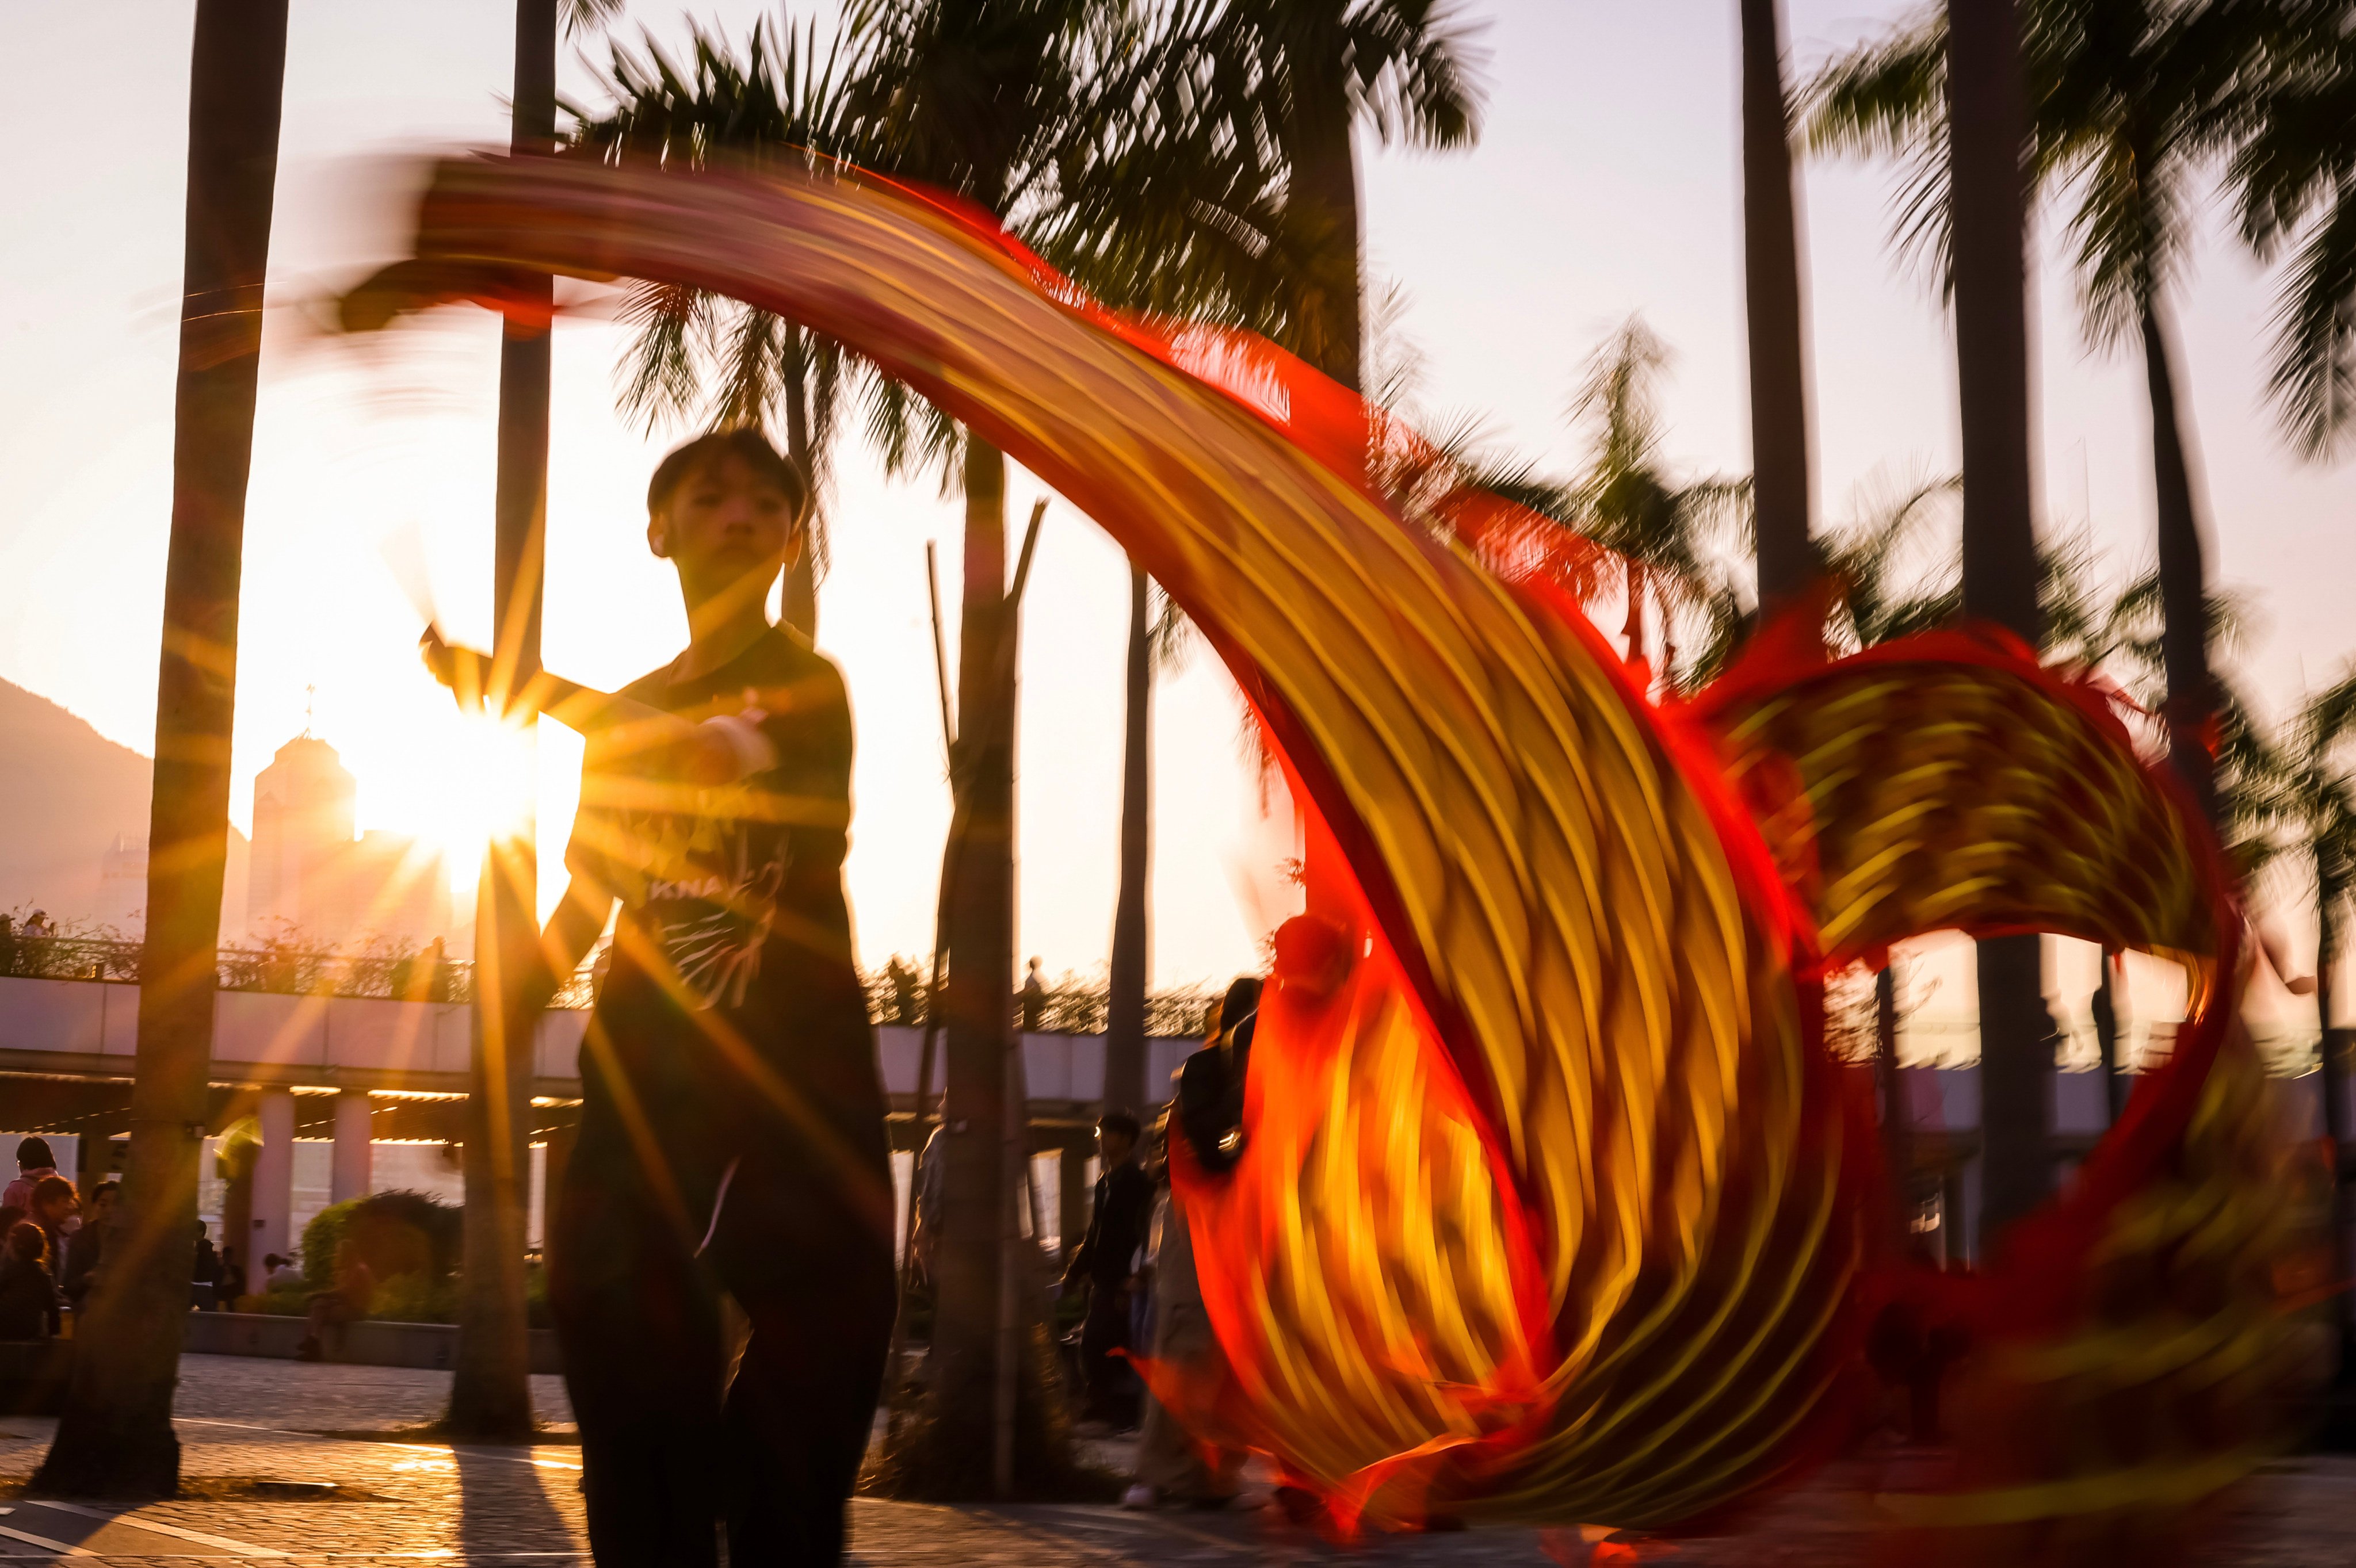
[368,1270,459,1324]
[300,1190,461,1286]
[300,1200,360,1287]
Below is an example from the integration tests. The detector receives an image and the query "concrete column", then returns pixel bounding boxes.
[75,1132,110,1190]
[252,1089,297,1273]
[330,1091,373,1205]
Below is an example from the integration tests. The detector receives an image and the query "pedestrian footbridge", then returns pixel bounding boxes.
[2,969,2343,1281]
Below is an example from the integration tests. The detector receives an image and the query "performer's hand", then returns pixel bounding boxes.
[419,626,489,710]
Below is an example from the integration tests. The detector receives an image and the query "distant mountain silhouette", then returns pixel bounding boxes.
[0,676,246,934]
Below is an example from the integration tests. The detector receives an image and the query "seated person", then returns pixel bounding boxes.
[296,1242,376,1362]
[25,1176,75,1264]
[0,1222,63,1341]
[1,1138,58,1213]
[264,1253,306,1292]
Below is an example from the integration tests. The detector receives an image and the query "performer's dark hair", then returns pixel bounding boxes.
[1097,1109,1142,1141]
[14,1137,52,1171]
[1220,975,1263,1030]
[647,428,810,530]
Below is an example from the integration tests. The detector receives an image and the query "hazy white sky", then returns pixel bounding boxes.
[2,1,2350,1009]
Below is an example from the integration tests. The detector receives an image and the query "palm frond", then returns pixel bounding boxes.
[1148,582,1194,674]
[562,0,627,39]
[2263,189,2356,458]
[1344,0,1488,150]
[612,280,711,433]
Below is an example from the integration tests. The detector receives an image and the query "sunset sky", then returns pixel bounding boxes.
[3,1,2350,1028]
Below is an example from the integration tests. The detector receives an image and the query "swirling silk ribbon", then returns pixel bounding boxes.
[342,154,2308,1546]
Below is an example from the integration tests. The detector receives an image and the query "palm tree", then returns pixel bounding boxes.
[1740,0,1816,613]
[1170,0,1485,396]
[2223,3,2356,461]
[448,0,623,1444]
[2254,673,2356,1365]
[1808,0,2288,829]
[36,0,291,1497]
[1816,475,1962,650]
[1104,582,1188,1118]
[833,0,1304,1489]
[569,17,861,637]
[1504,320,1750,687]
[1945,0,2046,1248]
[1072,3,1484,958]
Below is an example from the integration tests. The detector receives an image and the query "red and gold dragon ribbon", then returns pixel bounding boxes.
[342,154,2316,1550]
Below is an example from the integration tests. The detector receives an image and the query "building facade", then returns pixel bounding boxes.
[248,735,449,945]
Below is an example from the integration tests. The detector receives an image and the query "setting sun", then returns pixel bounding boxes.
[402,706,541,904]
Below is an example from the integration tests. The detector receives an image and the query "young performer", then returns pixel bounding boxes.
[425,429,892,1566]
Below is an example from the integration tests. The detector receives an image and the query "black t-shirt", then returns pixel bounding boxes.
[565,628,876,1138]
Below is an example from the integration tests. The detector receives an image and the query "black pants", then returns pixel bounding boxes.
[551,1091,895,1567]
[1078,1276,1135,1424]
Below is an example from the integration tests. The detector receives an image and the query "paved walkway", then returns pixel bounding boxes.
[0,1356,2350,1564]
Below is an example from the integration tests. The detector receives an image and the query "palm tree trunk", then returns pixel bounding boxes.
[1105,565,1152,1116]
[782,324,820,638]
[1622,560,1648,675]
[1946,0,2053,1251]
[1875,965,1912,1245]
[933,435,1017,1462]
[35,0,289,1497]
[1288,65,1362,927]
[448,0,553,1441]
[2141,299,2217,825]
[1292,64,1364,396]
[2316,886,2351,1366]
[2092,947,2123,1123]
[1739,0,1815,613]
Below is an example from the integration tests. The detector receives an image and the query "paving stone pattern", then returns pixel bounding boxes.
[0,1356,2350,1565]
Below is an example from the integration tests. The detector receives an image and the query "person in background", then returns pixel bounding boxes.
[28,1177,77,1264]
[1064,1108,1152,1432]
[61,1180,114,1311]
[190,1221,221,1310]
[1019,957,1049,1033]
[1124,975,1262,1510]
[0,915,16,978]
[264,1252,306,1292]
[0,1221,63,1340]
[417,937,450,1002]
[884,956,923,1026]
[296,1240,376,1361]
[2,1138,59,1213]
[908,1122,948,1287]
[1175,974,1263,1179]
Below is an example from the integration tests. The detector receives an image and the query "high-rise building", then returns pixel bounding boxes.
[96,833,147,930]
[248,734,448,945]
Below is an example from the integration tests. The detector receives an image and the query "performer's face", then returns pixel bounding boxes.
[652,453,804,606]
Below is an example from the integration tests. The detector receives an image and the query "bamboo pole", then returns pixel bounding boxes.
[885,544,961,1441]
[992,503,1046,1499]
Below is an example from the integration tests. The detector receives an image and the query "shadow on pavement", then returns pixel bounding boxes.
[453,1444,581,1559]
